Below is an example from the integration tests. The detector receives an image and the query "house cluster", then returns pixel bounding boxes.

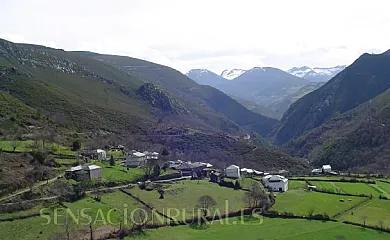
[312,164,338,175]
[65,165,102,181]
[224,164,289,192]
[168,160,214,178]
[225,165,264,178]
[123,150,159,168]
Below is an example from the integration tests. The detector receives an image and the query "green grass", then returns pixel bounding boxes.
[0,140,75,155]
[271,189,367,217]
[0,191,143,239]
[288,180,307,190]
[125,216,390,240]
[128,180,246,220]
[107,150,125,158]
[54,158,78,165]
[94,162,144,183]
[308,181,382,197]
[337,199,390,227]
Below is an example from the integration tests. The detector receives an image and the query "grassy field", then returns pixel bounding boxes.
[271,189,367,217]
[288,180,307,190]
[337,199,390,227]
[0,140,75,155]
[94,162,144,183]
[0,190,143,239]
[128,180,246,220]
[125,216,390,240]
[308,181,383,197]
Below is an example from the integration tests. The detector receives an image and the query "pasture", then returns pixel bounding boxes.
[128,180,246,220]
[125,216,390,240]
[271,189,367,217]
[337,199,390,227]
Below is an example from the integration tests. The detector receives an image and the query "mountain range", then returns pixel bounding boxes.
[287,65,346,82]
[2,37,390,174]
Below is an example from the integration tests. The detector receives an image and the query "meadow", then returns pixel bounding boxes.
[337,199,390,227]
[128,180,246,220]
[125,216,390,240]
[271,189,367,217]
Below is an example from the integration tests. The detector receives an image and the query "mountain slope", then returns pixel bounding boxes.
[268,82,325,117]
[288,65,346,82]
[0,39,154,133]
[217,67,310,107]
[284,89,390,173]
[275,50,390,144]
[185,69,226,87]
[77,52,279,136]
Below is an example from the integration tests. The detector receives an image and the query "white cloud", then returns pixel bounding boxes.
[1,0,389,73]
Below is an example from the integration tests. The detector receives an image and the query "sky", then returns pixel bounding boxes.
[1,0,389,74]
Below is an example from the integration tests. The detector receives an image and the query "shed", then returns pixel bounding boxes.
[226,165,240,178]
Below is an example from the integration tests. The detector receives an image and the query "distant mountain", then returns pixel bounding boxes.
[220,69,247,80]
[231,97,281,120]
[284,89,390,173]
[217,67,310,107]
[275,50,390,144]
[288,65,346,82]
[185,69,226,87]
[268,82,325,117]
[77,52,279,137]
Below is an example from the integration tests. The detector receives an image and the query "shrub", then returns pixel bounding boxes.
[138,182,146,190]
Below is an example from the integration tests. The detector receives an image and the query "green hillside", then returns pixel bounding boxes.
[275,50,390,144]
[285,89,390,173]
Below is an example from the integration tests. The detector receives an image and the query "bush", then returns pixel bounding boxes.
[72,140,81,151]
[219,180,235,189]
[234,180,241,190]
[138,182,146,190]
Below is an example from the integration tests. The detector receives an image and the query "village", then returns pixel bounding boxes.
[62,146,305,193]
[1,142,390,240]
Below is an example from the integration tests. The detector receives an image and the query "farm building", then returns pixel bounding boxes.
[125,151,147,167]
[262,175,288,192]
[177,162,207,178]
[226,165,240,178]
[322,165,332,173]
[65,165,102,181]
[96,149,107,161]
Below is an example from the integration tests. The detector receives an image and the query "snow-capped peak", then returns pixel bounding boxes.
[220,69,247,80]
[287,65,346,81]
[186,69,211,76]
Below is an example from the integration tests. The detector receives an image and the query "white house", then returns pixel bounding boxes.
[96,149,107,161]
[262,175,288,192]
[88,165,102,180]
[322,165,332,173]
[226,165,240,178]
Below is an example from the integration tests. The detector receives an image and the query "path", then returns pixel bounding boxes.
[0,175,61,203]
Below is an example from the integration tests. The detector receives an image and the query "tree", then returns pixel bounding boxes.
[361,214,368,227]
[243,183,270,211]
[196,195,217,217]
[378,220,385,230]
[152,164,161,177]
[131,206,153,230]
[308,207,315,217]
[109,155,115,166]
[234,180,241,190]
[10,139,20,152]
[72,140,81,151]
